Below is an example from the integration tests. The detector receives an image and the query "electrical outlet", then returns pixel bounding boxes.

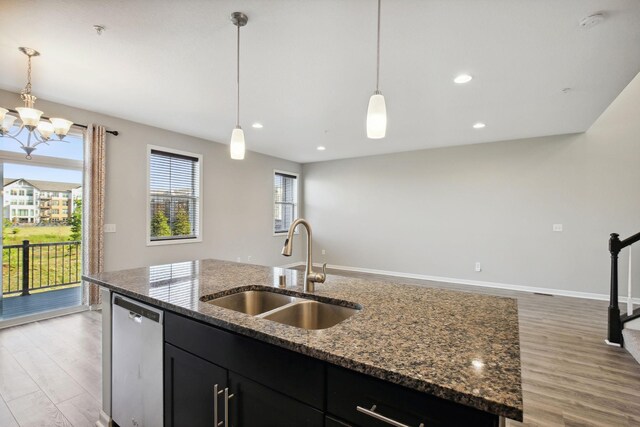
[104,224,116,233]
[475,262,482,272]
[553,224,563,232]
[321,249,326,255]
[247,256,252,262]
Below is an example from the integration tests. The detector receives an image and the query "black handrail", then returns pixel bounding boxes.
[608,231,640,345]
[3,239,81,296]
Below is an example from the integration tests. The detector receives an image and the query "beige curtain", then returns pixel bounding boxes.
[83,125,106,307]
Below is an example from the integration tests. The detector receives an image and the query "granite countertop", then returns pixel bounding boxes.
[84,259,523,421]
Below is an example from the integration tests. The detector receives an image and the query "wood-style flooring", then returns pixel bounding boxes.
[0,310,101,427]
[1,270,640,426]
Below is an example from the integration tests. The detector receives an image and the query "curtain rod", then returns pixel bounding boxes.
[7,108,119,136]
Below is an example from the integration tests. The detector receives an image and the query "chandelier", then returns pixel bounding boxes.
[0,47,74,159]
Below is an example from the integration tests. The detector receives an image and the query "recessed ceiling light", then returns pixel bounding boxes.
[317,146,326,151]
[454,74,473,84]
[251,122,263,129]
[473,122,486,129]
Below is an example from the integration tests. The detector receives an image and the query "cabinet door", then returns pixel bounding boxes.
[226,371,323,427]
[164,344,227,427]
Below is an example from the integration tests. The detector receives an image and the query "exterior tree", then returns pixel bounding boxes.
[69,198,82,241]
[151,210,171,237]
[172,207,192,236]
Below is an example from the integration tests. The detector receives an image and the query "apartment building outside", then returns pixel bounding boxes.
[3,178,81,224]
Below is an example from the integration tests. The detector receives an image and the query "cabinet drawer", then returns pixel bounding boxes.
[327,365,499,427]
[165,311,325,409]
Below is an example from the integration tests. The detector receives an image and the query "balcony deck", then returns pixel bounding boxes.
[0,286,82,321]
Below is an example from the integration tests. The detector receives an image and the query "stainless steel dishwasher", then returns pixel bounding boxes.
[112,294,163,427]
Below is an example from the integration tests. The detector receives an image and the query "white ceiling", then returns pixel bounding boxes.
[1,0,639,163]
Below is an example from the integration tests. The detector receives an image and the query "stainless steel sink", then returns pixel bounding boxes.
[206,290,297,315]
[261,300,359,330]
[204,288,360,330]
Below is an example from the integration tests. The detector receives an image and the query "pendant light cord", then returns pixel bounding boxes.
[236,22,241,128]
[375,0,381,93]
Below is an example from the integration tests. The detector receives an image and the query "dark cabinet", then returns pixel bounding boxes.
[327,366,499,427]
[163,311,500,427]
[164,344,227,427]
[325,415,353,427]
[227,372,323,427]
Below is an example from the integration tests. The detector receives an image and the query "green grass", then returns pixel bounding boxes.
[3,226,73,246]
[3,226,81,296]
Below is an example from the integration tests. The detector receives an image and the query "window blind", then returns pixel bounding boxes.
[149,149,200,241]
[274,172,297,233]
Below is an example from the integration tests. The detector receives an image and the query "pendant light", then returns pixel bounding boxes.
[367,0,387,139]
[230,12,248,160]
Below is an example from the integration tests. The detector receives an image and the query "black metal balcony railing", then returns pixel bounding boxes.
[3,240,82,296]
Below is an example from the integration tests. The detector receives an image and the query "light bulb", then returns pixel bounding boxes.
[37,121,55,140]
[366,93,387,139]
[16,107,43,128]
[230,127,245,160]
[49,118,73,138]
[1,114,17,133]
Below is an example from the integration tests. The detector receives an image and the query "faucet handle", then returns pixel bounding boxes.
[319,263,327,283]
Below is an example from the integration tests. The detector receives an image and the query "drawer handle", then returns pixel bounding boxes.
[214,384,222,426]
[356,405,424,427]
[224,387,234,426]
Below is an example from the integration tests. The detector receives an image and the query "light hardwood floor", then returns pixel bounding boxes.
[0,310,101,427]
[1,272,639,427]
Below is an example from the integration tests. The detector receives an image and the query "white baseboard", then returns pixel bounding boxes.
[280,261,640,304]
[277,261,306,269]
[95,410,111,427]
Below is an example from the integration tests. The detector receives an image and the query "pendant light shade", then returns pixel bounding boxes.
[367,0,387,139]
[230,126,245,160]
[16,107,43,128]
[367,92,386,139]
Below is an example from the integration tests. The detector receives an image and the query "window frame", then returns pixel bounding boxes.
[272,169,300,237]
[146,145,203,246]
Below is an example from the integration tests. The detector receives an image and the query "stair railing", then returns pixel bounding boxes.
[608,231,640,346]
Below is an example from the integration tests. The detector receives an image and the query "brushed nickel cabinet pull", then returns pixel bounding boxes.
[224,387,234,426]
[216,385,224,426]
[356,405,424,427]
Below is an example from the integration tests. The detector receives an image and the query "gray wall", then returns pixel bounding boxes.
[303,74,640,296]
[0,89,303,271]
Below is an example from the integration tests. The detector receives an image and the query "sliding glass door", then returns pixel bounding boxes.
[0,131,86,324]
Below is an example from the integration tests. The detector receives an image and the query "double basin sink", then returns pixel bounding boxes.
[202,289,360,330]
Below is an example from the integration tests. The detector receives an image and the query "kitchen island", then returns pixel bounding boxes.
[84,259,523,426]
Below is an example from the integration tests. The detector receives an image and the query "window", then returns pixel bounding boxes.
[273,171,298,234]
[148,146,202,244]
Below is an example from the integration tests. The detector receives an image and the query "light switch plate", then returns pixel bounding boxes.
[553,224,563,232]
[104,224,116,233]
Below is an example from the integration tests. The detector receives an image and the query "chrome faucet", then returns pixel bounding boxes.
[281,218,326,293]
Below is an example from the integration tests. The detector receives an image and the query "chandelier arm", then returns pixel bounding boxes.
[0,133,24,145]
[5,124,26,139]
[31,131,46,144]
